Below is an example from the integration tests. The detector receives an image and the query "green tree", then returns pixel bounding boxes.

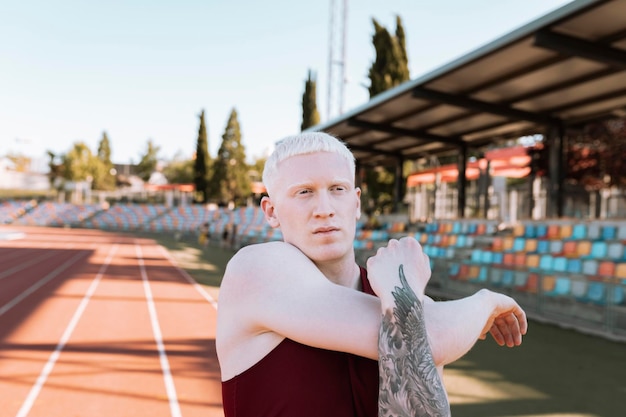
[62,142,96,182]
[210,108,251,206]
[46,150,64,190]
[164,151,194,184]
[194,110,211,203]
[136,139,160,182]
[368,16,410,97]
[301,69,320,131]
[92,131,116,191]
[365,16,411,213]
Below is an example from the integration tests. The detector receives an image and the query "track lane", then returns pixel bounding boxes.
[0,227,223,417]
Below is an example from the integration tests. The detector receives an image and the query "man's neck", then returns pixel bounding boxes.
[317,260,361,289]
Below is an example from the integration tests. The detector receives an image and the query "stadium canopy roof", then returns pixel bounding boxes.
[308,0,626,167]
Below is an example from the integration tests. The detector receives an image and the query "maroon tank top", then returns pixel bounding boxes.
[221,267,378,417]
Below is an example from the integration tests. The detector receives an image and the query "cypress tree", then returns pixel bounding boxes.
[301,69,320,131]
[93,131,116,191]
[368,16,410,97]
[194,110,211,203]
[366,16,411,213]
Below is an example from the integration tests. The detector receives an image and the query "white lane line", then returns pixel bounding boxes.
[0,250,63,281]
[135,244,182,417]
[0,251,88,318]
[158,245,219,311]
[14,244,118,417]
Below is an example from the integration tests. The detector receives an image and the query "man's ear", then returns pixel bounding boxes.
[261,196,280,228]
[355,187,362,220]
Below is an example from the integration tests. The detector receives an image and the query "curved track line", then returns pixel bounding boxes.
[136,243,182,417]
[14,244,118,417]
[0,251,88,318]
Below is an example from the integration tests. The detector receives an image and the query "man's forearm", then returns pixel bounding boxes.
[424,290,502,366]
[378,265,450,417]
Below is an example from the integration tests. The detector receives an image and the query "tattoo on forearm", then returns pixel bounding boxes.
[378,265,451,417]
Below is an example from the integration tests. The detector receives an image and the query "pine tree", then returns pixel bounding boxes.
[301,69,320,131]
[210,108,251,206]
[194,110,211,203]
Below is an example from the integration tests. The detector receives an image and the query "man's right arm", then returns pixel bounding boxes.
[367,238,451,416]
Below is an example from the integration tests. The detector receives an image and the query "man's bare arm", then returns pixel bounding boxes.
[423,290,527,366]
[378,265,450,417]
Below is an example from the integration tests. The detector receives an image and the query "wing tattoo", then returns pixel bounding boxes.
[378,264,451,417]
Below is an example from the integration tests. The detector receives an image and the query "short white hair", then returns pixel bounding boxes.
[262,132,356,196]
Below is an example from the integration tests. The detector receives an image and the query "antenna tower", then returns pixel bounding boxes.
[327,0,348,120]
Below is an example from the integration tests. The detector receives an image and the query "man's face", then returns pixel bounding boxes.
[262,151,361,264]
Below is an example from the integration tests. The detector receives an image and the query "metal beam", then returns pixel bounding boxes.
[412,87,555,125]
[348,118,463,146]
[534,29,626,70]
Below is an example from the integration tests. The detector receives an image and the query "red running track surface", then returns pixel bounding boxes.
[0,226,223,417]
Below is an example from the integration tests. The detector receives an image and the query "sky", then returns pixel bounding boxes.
[1,0,574,170]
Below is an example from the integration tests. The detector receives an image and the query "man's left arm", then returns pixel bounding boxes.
[423,290,528,367]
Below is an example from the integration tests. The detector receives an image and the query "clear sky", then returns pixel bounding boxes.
[1,0,573,168]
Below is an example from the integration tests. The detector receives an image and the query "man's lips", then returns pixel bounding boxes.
[313,227,339,234]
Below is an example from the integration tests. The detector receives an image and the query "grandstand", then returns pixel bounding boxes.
[1,198,625,342]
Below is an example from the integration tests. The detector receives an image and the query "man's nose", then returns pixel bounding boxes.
[313,191,335,217]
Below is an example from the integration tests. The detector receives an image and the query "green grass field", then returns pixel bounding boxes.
[155,233,625,417]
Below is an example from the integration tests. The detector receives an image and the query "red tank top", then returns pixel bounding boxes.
[221,267,378,417]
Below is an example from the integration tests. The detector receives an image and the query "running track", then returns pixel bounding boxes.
[0,226,223,417]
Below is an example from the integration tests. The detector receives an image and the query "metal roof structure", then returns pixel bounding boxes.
[309,0,626,167]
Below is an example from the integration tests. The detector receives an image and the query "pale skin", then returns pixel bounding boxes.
[216,151,528,402]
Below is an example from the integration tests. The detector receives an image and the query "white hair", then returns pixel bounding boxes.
[262,132,356,196]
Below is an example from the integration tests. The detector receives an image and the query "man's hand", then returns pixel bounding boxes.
[476,289,528,347]
[366,237,431,306]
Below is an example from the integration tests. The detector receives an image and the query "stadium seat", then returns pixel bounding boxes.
[535,223,548,239]
[571,223,587,240]
[539,254,554,272]
[582,259,598,276]
[567,258,582,274]
[598,261,616,277]
[560,224,573,239]
[589,241,608,259]
[546,276,571,297]
[576,240,592,257]
[607,243,624,260]
[562,240,577,257]
[587,223,601,240]
[602,225,617,240]
[536,239,550,254]
[553,257,568,273]
[547,225,560,239]
[585,282,607,305]
[549,240,564,255]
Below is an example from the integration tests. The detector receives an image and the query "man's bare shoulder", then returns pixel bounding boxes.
[220,241,313,298]
[225,241,312,277]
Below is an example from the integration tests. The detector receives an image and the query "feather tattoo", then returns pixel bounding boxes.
[378,264,450,417]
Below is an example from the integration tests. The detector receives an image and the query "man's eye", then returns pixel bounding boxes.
[297,189,311,195]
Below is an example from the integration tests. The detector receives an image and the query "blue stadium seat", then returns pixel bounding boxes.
[602,225,617,240]
[586,282,607,305]
[590,241,608,259]
[571,224,587,240]
[545,276,571,297]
